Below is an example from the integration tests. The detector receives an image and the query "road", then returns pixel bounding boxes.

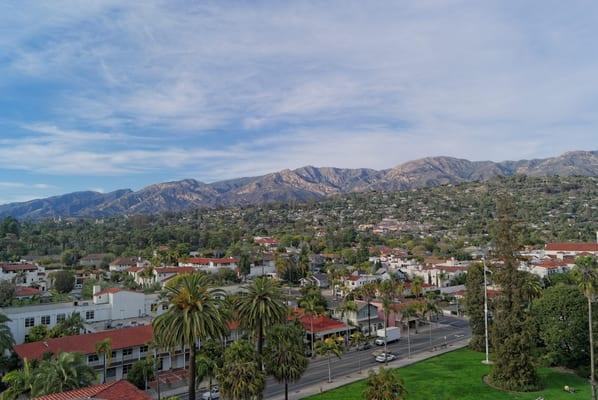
[184,316,470,400]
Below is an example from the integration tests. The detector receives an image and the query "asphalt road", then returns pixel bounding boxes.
[184,316,470,400]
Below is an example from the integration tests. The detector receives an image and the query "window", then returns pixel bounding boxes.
[85,311,94,320]
[162,304,168,310]
[106,368,116,378]
[122,348,133,356]
[139,345,148,354]
[56,314,66,323]
[111,351,117,359]
[122,364,133,375]
[25,318,34,328]
[150,303,157,312]
[88,354,99,363]
[41,315,50,325]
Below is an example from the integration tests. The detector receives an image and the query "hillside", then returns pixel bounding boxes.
[0,150,596,219]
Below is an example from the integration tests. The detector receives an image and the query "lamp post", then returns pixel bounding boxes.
[482,257,490,365]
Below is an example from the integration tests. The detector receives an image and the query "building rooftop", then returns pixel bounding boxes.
[14,325,153,360]
[34,380,151,400]
[545,242,598,252]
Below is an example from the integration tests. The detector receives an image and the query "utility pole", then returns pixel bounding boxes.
[482,257,490,365]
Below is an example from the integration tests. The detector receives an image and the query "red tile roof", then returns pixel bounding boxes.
[15,286,41,297]
[126,267,144,273]
[0,263,37,272]
[155,266,196,274]
[180,257,239,265]
[14,325,153,361]
[545,243,598,252]
[292,309,348,334]
[34,380,151,400]
[534,259,568,269]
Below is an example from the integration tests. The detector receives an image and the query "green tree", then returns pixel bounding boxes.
[264,323,309,400]
[315,336,344,383]
[31,352,96,397]
[363,367,406,400]
[0,314,14,354]
[411,276,424,298]
[532,284,590,368]
[1,358,34,400]
[488,196,539,391]
[572,255,598,400]
[95,338,112,384]
[401,305,416,359]
[127,357,154,390]
[237,277,287,368]
[301,296,325,357]
[0,281,16,307]
[26,325,49,343]
[152,273,227,400]
[357,283,377,338]
[239,253,251,279]
[464,262,486,351]
[197,339,223,399]
[217,340,265,400]
[51,270,75,294]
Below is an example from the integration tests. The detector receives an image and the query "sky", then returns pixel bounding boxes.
[1,0,597,204]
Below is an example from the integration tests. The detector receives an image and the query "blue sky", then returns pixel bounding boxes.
[1,1,597,204]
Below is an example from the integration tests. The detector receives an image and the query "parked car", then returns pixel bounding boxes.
[202,387,220,400]
[375,352,397,363]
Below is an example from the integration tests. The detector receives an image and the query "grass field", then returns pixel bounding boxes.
[304,348,590,400]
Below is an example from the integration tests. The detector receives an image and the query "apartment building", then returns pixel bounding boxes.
[178,257,239,273]
[0,263,45,285]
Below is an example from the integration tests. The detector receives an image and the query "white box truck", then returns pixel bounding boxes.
[375,326,401,345]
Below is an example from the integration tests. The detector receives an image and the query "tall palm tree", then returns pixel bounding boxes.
[339,298,358,344]
[358,283,377,338]
[237,277,287,368]
[1,359,34,400]
[572,255,598,400]
[412,276,424,298]
[264,323,309,400]
[424,300,440,348]
[196,354,218,399]
[401,305,417,359]
[62,312,84,336]
[301,297,325,356]
[363,367,407,400]
[0,313,14,354]
[519,271,543,308]
[314,336,344,383]
[217,340,265,400]
[95,338,112,383]
[31,352,96,397]
[152,273,227,400]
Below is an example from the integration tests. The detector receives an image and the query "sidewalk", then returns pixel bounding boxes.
[270,337,471,400]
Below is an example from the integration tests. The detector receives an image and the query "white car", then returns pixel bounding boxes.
[201,387,220,400]
[375,352,397,363]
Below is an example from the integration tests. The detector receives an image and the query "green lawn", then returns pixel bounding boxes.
[304,348,590,400]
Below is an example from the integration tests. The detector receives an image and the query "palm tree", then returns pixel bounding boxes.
[237,277,287,368]
[301,296,325,356]
[520,271,543,308]
[31,352,96,397]
[358,283,377,338]
[412,276,424,298]
[95,338,112,383]
[152,273,227,400]
[217,340,265,400]
[0,314,14,354]
[401,305,417,359]
[264,323,309,400]
[196,355,218,399]
[339,298,358,344]
[1,359,34,400]
[424,300,440,348]
[314,336,344,383]
[572,255,598,400]
[62,312,84,336]
[363,367,407,400]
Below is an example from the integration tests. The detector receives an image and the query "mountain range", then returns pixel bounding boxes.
[1,150,596,219]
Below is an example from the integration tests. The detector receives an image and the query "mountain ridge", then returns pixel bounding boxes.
[1,150,596,219]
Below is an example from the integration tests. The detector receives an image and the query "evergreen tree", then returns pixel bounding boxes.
[464,262,486,351]
[488,196,539,391]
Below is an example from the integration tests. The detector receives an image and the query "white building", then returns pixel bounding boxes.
[544,242,598,258]
[178,257,239,273]
[2,288,165,344]
[0,263,45,285]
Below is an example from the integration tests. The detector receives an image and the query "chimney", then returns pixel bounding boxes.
[92,285,102,296]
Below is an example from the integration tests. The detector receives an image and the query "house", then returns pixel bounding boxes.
[15,286,41,300]
[292,309,350,343]
[178,257,239,274]
[13,325,183,383]
[299,273,329,288]
[34,380,151,400]
[3,288,165,344]
[109,257,144,273]
[330,300,381,336]
[528,258,574,279]
[254,236,279,249]
[127,266,196,287]
[544,242,598,258]
[0,263,45,285]
[337,273,381,296]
